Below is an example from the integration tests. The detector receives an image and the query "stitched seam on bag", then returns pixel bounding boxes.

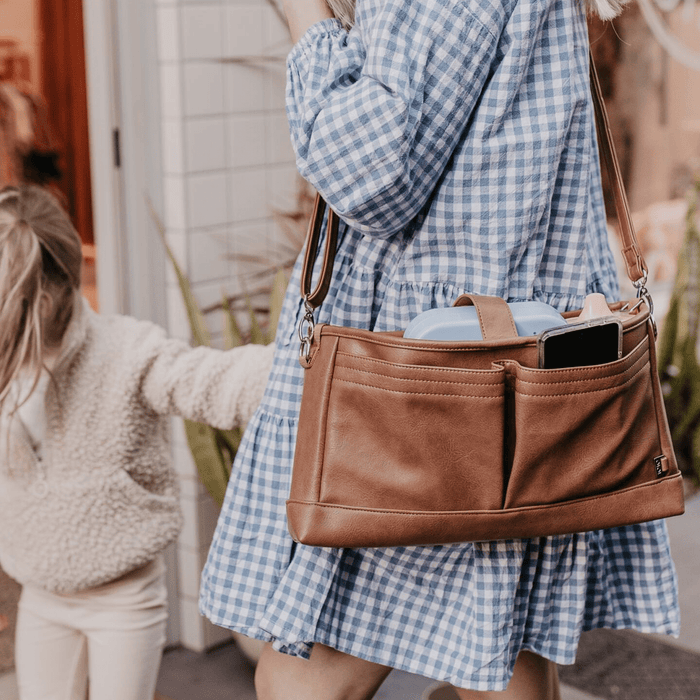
[329,331,528,352]
[502,337,649,379]
[514,360,648,397]
[644,319,666,456]
[334,378,503,398]
[335,351,503,376]
[286,473,682,515]
[337,365,503,387]
[327,324,648,354]
[317,336,340,501]
[514,354,650,385]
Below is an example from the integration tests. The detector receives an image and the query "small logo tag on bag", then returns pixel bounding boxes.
[654,455,668,477]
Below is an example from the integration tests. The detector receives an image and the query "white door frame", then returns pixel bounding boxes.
[81,0,167,325]
[81,0,127,316]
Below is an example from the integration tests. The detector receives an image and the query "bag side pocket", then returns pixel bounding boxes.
[503,337,663,509]
[321,353,507,512]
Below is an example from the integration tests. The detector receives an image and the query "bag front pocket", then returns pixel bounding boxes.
[320,353,506,512]
[503,337,664,509]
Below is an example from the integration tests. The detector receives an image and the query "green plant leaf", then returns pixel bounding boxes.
[691,423,700,483]
[184,420,231,506]
[658,294,679,373]
[148,198,210,347]
[247,297,266,345]
[222,292,244,350]
[217,427,243,461]
[659,178,700,482]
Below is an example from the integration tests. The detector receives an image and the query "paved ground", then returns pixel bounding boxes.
[559,628,700,700]
[1,491,697,700]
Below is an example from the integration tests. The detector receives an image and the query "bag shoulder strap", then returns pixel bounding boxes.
[301,53,649,309]
[589,58,646,285]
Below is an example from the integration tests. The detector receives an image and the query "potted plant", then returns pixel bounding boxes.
[657,178,700,491]
[150,181,312,663]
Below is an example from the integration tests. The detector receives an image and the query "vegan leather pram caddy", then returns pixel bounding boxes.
[286,58,686,549]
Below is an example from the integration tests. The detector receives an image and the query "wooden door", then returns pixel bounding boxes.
[40,0,94,245]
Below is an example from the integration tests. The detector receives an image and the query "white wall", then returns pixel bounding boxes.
[154,0,297,651]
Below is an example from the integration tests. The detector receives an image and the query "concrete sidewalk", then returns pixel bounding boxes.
[1,491,697,700]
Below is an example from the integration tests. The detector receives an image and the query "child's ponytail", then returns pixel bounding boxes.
[0,186,82,410]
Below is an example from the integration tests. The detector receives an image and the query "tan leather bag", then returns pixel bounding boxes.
[286,61,686,548]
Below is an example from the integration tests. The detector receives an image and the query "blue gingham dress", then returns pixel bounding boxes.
[200,0,680,689]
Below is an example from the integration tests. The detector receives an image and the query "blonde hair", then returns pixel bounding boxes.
[585,0,630,20]
[0,185,82,412]
[326,0,355,29]
[324,0,628,29]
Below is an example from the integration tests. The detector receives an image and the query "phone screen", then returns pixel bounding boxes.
[539,320,622,369]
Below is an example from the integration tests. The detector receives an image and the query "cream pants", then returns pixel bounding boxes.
[15,556,167,700]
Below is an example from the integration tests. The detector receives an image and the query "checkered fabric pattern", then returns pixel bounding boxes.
[200,0,680,690]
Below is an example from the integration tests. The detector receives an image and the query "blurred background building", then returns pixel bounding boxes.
[0,0,699,669]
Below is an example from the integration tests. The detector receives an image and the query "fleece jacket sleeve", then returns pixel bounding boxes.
[140,339,275,429]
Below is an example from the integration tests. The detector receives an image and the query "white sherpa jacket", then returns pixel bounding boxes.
[0,296,274,594]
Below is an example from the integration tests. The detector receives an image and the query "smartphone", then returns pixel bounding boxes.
[538,317,623,369]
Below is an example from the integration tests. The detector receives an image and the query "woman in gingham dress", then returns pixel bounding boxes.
[200,0,680,694]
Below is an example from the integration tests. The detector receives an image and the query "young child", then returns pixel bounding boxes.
[0,184,275,700]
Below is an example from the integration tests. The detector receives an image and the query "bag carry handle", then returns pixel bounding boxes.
[299,52,650,312]
[453,294,519,341]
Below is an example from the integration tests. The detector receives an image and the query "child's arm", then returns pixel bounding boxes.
[140,339,275,429]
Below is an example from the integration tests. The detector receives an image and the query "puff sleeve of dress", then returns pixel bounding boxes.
[286,0,500,238]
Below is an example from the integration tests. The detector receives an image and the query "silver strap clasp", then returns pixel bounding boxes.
[630,270,657,339]
[298,297,316,363]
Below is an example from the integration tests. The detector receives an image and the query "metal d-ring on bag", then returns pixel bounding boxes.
[286,57,685,549]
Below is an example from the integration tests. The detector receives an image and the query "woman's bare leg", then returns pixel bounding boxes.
[255,642,393,700]
[255,644,560,700]
[453,651,561,700]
